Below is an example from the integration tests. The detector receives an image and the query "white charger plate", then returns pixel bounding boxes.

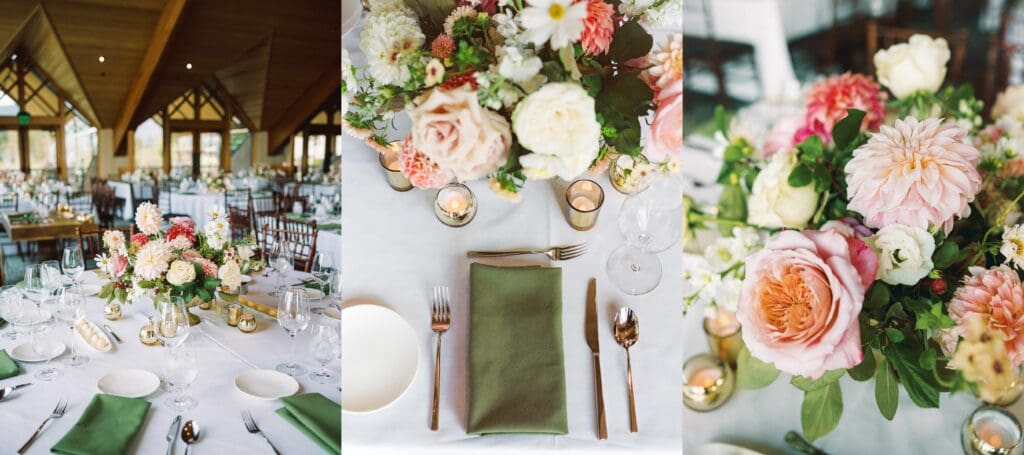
[10,341,64,363]
[234,369,300,400]
[342,0,362,38]
[341,304,419,413]
[97,369,160,398]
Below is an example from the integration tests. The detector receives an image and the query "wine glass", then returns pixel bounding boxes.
[56,287,88,366]
[163,345,198,411]
[41,260,63,295]
[62,246,85,285]
[277,286,311,376]
[309,252,334,314]
[269,238,294,298]
[308,319,340,384]
[0,285,24,340]
[328,270,343,311]
[155,296,190,348]
[606,178,683,296]
[32,315,63,381]
[23,264,46,306]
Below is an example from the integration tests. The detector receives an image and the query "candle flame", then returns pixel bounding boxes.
[990,434,1004,448]
[581,181,594,192]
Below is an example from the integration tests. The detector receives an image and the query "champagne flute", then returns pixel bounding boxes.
[329,270,343,311]
[56,287,88,366]
[308,319,340,384]
[32,315,63,381]
[276,287,310,376]
[0,285,24,340]
[62,245,85,285]
[163,345,198,411]
[155,296,190,348]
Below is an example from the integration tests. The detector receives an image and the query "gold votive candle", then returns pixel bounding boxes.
[704,307,744,368]
[103,301,122,320]
[962,405,1024,455]
[237,313,257,333]
[683,353,735,412]
[226,303,243,326]
[434,182,477,228]
[379,147,413,192]
[565,179,604,231]
[138,324,159,346]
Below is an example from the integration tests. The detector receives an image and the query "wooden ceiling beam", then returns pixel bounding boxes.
[0,5,37,71]
[112,0,189,155]
[208,76,255,132]
[265,63,340,156]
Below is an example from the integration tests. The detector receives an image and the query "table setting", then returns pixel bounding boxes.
[682,31,1024,454]
[0,203,342,454]
[341,0,683,450]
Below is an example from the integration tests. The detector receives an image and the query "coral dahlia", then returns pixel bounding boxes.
[794,73,887,145]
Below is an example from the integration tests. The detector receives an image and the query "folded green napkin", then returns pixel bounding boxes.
[51,394,150,455]
[276,393,340,454]
[467,263,567,435]
[0,349,19,379]
[7,212,37,224]
[319,223,341,233]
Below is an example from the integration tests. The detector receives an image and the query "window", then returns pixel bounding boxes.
[199,132,220,173]
[0,130,18,170]
[134,118,163,171]
[293,133,305,168]
[28,129,56,175]
[65,114,96,173]
[171,132,193,174]
[307,134,326,170]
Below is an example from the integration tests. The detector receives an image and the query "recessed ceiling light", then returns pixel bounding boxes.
[185,63,193,70]
[10,54,16,61]
[98,56,105,63]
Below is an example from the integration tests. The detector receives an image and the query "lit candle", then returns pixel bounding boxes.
[434,182,477,227]
[683,353,735,412]
[964,406,1024,455]
[443,192,469,215]
[379,144,413,192]
[704,307,744,367]
[565,179,604,231]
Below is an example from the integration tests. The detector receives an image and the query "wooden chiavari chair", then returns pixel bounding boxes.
[76,225,134,270]
[261,220,319,273]
[251,193,278,246]
[65,191,94,215]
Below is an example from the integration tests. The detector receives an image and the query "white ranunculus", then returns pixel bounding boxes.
[866,224,936,286]
[746,150,818,229]
[993,85,1024,120]
[218,260,243,292]
[873,34,950,99]
[166,260,197,286]
[497,46,542,83]
[513,83,601,180]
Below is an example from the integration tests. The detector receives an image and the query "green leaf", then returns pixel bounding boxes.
[919,348,937,370]
[886,301,907,320]
[736,346,781,389]
[797,135,825,161]
[933,241,959,269]
[791,369,845,392]
[848,349,876,381]
[865,284,890,310]
[832,109,866,150]
[714,105,728,137]
[607,20,653,63]
[801,381,843,442]
[884,327,905,343]
[812,165,832,193]
[875,358,899,420]
[716,184,747,236]
[788,163,813,187]
[884,344,940,408]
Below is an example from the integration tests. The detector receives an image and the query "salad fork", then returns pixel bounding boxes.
[18,396,68,454]
[430,286,451,431]
[242,410,281,454]
[466,243,587,261]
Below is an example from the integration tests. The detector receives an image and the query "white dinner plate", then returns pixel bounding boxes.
[10,341,64,363]
[234,369,300,400]
[322,307,341,321]
[78,284,102,297]
[341,304,419,413]
[692,443,769,455]
[97,369,160,398]
[342,0,362,37]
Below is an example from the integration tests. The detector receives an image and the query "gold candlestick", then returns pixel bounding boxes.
[703,307,744,368]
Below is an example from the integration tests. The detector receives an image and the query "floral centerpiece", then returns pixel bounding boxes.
[342,0,682,200]
[201,171,235,193]
[685,33,1024,442]
[96,203,260,323]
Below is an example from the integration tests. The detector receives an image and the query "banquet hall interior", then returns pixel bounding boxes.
[0,0,342,283]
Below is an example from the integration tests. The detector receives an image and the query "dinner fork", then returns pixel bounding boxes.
[18,396,68,454]
[242,410,281,455]
[466,243,587,261]
[430,286,451,431]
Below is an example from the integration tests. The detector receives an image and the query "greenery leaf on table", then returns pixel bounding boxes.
[785,431,828,455]
[800,380,843,442]
[736,346,780,389]
[791,369,845,392]
[875,358,899,420]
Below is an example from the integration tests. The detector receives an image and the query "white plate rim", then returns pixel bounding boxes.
[10,340,65,363]
[97,369,160,398]
[341,303,420,414]
[75,319,112,352]
[234,369,300,400]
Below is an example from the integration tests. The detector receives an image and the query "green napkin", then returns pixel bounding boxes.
[467,263,568,435]
[319,223,341,233]
[0,349,20,379]
[276,393,340,454]
[51,394,150,455]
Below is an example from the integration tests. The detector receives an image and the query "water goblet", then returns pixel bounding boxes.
[56,287,88,366]
[309,319,340,384]
[62,245,85,285]
[276,287,311,376]
[32,315,63,381]
[163,345,198,411]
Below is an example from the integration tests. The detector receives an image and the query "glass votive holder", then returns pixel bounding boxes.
[565,179,604,231]
[609,154,652,195]
[683,353,735,412]
[962,405,1024,455]
[226,302,243,327]
[434,182,477,228]
[379,146,412,192]
[703,307,744,368]
[979,366,1024,407]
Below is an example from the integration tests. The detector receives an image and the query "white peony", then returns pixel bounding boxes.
[993,85,1024,120]
[166,260,197,286]
[135,202,162,236]
[873,34,950,99]
[217,260,243,292]
[866,224,936,286]
[746,150,818,229]
[360,10,425,86]
[497,46,542,83]
[134,240,172,281]
[513,83,601,180]
[102,230,125,251]
[1001,224,1024,271]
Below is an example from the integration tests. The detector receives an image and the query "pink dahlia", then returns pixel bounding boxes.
[949,265,1024,367]
[845,117,981,233]
[793,73,886,145]
[432,35,454,60]
[580,0,615,56]
[398,135,454,189]
[190,257,219,278]
[643,34,682,97]
[169,216,195,232]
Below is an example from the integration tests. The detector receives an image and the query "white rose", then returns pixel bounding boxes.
[746,150,818,229]
[513,83,601,180]
[497,46,542,83]
[166,260,197,286]
[873,34,950,99]
[409,85,512,181]
[993,85,1024,120]
[217,260,243,292]
[866,224,936,286]
[237,245,255,261]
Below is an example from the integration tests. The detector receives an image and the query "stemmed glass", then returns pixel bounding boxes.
[155,296,190,348]
[23,264,47,306]
[277,287,311,376]
[62,246,85,286]
[309,252,335,314]
[0,285,25,340]
[163,345,198,411]
[41,260,63,295]
[56,287,88,366]
[32,314,63,381]
[328,270,343,311]
[309,319,340,384]
[269,238,294,298]
[606,178,683,295]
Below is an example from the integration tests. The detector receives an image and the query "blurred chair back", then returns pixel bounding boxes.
[76,225,134,269]
[263,218,319,273]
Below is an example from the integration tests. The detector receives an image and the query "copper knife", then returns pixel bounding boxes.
[585,278,607,440]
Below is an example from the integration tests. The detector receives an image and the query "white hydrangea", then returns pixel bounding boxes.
[204,215,230,251]
[342,49,355,115]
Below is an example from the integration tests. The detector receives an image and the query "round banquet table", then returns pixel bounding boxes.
[167,192,226,227]
[0,270,339,454]
[341,29,683,454]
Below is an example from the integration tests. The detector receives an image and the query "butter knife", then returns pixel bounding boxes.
[166,415,182,455]
[102,324,123,344]
[585,278,607,440]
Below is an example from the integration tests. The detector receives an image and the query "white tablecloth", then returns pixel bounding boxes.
[108,181,135,220]
[0,270,339,454]
[168,192,225,227]
[318,230,341,269]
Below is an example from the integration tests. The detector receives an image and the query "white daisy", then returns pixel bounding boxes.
[518,0,587,50]
[424,59,445,87]
[1002,224,1024,270]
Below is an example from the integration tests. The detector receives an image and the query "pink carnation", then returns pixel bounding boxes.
[738,229,872,379]
[398,135,454,189]
[845,117,982,233]
[190,257,219,277]
[949,265,1024,367]
[794,73,886,144]
[580,0,615,56]
[130,233,149,247]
